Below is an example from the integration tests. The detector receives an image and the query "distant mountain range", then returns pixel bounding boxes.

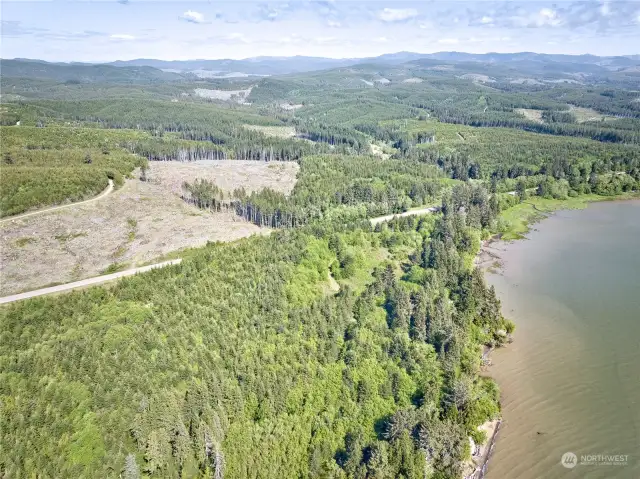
[2,52,638,84]
[0,59,183,83]
[108,51,640,75]
[5,52,639,78]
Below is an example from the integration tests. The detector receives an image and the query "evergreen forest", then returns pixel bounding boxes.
[0,53,638,478]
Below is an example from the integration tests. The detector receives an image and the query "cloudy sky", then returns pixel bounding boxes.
[2,1,639,62]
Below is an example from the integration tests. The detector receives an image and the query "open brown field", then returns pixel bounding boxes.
[0,160,298,295]
[514,108,544,123]
[149,159,299,196]
[193,86,253,104]
[568,105,616,122]
[515,106,616,124]
[242,124,297,139]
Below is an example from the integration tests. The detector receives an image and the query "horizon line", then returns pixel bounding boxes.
[3,50,640,65]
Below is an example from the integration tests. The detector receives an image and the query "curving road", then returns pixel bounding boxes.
[0,259,182,305]
[0,179,114,224]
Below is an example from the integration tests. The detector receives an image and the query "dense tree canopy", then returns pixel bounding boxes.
[0,54,637,478]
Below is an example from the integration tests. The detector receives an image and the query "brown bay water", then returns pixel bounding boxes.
[485,200,640,479]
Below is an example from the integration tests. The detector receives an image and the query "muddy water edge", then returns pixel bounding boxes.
[481,200,640,479]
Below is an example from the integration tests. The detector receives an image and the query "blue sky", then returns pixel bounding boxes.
[2,1,639,62]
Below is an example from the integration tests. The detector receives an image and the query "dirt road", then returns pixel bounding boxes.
[0,179,114,224]
[0,258,182,304]
[367,187,527,226]
[370,206,439,225]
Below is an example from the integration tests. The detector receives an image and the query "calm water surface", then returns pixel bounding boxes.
[485,200,640,479]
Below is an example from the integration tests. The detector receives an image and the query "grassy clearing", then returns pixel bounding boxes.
[339,244,390,295]
[514,108,544,123]
[243,124,296,138]
[568,105,616,123]
[498,202,547,240]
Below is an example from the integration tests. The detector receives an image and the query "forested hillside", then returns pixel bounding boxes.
[1,184,512,478]
[0,59,184,84]
[0,126,149,216]
[0,54,638,478]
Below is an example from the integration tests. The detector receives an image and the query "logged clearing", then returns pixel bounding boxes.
[544,78,583,84]
[243,124,297,139]
[515,106,614,124]
[0,161,299,295]
[149,160,299,196]
[430,65,454,71]
[459,73,495,83]
[510,78,544,85]
[280,103,304,111]
[370,142,391,159]
[515,108,544,123]
[0,180,264,295]
[193,87,253,104]
[568,105,615,123]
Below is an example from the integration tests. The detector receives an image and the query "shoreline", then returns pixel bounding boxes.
[476,419,502,479]
[463,417,503,479]
[469,235,514,479]
[477,193,640,271]
[472,194,640,479]
[471,200,553,478]
[497,191,640,241]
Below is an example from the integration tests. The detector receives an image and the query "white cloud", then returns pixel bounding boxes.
[224,33,250,43]
[110,34,135,40]
[378,8,418,23]
[277,34,302,44]
[510,8,563,28]
[5,0,640,61]
[536,8,562,27]
[314,36,338,44]
[180,10,206,24]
